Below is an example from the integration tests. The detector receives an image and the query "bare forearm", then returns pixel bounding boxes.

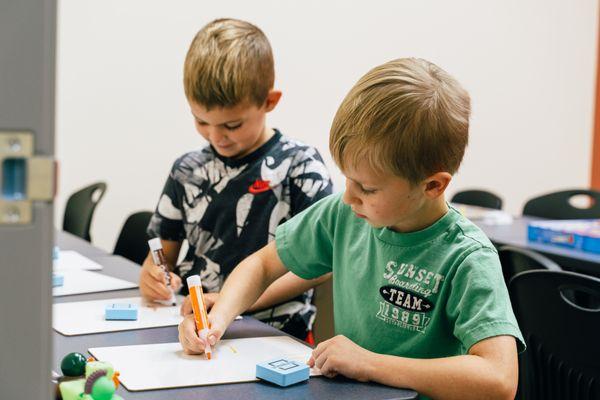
[248,272,331,312]
[367,353,516,400]
[209,247,282,326]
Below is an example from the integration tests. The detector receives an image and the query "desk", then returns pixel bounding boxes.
[455,207,600,277]
[54,232,418,400]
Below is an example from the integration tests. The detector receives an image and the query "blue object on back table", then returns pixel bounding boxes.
[528,219,600,255]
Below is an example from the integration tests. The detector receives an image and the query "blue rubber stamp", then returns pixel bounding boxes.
[256,358,310,387]
[52,273,64,287]
[105,303,138,321]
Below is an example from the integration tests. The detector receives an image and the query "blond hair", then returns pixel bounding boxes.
[330,58,470,185]
[184,18,274,109]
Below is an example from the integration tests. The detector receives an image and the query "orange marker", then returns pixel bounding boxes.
[186,275,212,360]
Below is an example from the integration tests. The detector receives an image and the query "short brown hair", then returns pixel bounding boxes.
[184,18,274,109]
[330,58,470,185]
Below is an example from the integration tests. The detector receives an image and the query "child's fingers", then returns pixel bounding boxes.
[319,358,338,379]
[178,315,206,354]
[205,315,225,346]
[170,273,182,291]
[148,264,167,282]
[310,340,328,364]
[180,296,193,316]
[140,279,170,301]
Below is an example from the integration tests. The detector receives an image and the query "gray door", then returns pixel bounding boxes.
[0,0,56,398]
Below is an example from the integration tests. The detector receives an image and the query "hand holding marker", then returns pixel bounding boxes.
[187,275,212,360]
[148,238,177,306]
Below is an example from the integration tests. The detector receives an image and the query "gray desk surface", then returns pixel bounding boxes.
[54,231,418,400]
[474,216,600,277]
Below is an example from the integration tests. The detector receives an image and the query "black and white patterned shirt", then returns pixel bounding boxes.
[148,130,333,338]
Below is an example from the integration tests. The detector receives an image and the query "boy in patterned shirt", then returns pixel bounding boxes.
[179,58,525,399]
[140,18,332,339]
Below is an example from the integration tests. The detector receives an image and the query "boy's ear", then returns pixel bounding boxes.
[423,172,452,199]
[264,89,282,112]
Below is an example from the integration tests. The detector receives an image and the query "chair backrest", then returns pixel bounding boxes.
[523,189,600,219]
[451,189,503,210]
[509,270,600,400]
[498,245,561,286]
[113,211,153,265]
[62,182,107,242]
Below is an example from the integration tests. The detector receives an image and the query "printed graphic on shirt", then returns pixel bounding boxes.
[148,131,332,336]
[376,260,445,333]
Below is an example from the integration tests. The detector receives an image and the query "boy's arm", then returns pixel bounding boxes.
[247,271,331,312]
[310,334,518,400]
[202,241,290,346]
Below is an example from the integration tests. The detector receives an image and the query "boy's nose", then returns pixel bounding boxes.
[342,181,361,206]
[208,128,226,143]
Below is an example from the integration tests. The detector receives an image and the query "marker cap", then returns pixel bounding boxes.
[148,237,162,251]
[187,275,201,288]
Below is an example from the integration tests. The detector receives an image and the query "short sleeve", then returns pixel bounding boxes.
[276,194,340,280]
[288,146,333,215]
[446,247,526,353]
[147,162,186,242]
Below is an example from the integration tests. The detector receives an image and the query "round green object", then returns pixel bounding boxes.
[91,376,115,400]
[60,352,87,377]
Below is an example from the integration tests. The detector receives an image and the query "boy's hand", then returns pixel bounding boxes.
[140,263,182,301]
[179,292,220,316]
[308,335,375,381]
[178,314,226,355]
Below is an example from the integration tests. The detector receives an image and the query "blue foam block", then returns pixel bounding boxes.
[256,358,310,387]
[52,273,64,287]
[105,303,138,320]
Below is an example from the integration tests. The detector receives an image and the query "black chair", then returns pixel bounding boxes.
[523,189,600,219]
[451,189,503,210]
[498,245,561,287]
[113,211,153,265]
[509,270,600,400]
[62,182,107,242]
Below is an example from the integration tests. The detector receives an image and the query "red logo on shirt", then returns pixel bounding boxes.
[249,179,271,194]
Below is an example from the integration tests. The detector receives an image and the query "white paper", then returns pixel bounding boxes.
[52,270,137,297]
[89,336,320,391]
[53,250,103,271]
[53,296,185,335]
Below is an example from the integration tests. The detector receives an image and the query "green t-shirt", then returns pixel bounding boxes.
[276,193,525,360]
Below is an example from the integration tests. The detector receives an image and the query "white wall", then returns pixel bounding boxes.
[55,0,599,252]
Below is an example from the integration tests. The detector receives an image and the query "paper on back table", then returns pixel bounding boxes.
[89,336,321,391]
[53,250,103,271]
[53,296,184,335]
[52,270,137,297]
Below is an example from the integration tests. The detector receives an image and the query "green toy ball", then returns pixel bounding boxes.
[90,376,115,400]
[60,352,87,377]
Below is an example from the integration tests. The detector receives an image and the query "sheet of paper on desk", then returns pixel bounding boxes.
[453,204,513,225]
[52,270,137,297]
[53,250,103,271]
[53,296,185,335]
[89,336,321,391]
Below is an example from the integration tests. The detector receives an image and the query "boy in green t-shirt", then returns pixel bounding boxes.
[178,58,525,399]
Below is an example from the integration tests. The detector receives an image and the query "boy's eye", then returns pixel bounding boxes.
[224,123,242,131]
[196,120,208,126]
[359,186,377,195]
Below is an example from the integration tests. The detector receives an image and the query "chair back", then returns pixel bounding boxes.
[509,270,600,400]
[451,189,503,210]
[62,182,107,242]
[498,245,561,286]
[113,211,153,265]
[523,189,600,219]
